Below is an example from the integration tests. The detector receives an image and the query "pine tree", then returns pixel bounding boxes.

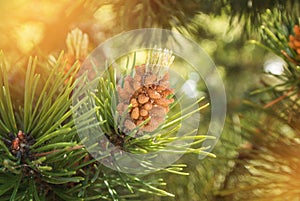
[1,1,300,200]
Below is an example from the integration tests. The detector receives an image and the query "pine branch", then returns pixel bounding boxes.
[0,52,91,200]
[215,9,300,200]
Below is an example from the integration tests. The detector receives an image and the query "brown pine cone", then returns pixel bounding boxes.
[117,65,174,134]
[117,49,175,134]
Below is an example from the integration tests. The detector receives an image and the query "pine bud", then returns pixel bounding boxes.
[289,25,300,55]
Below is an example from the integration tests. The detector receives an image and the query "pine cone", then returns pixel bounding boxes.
[117,49,175,134]
[289,25,300,55]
